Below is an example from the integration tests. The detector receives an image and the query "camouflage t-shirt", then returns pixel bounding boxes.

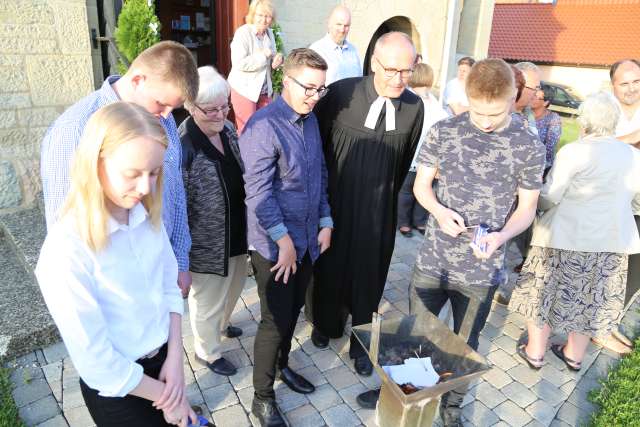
[415,113,545,287]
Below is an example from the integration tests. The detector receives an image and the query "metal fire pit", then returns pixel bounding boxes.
[352,311,491,427]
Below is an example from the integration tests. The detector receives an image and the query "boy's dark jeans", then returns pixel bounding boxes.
[409,269,497,419]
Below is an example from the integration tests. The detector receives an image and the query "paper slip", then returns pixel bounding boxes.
[382,357,440,388]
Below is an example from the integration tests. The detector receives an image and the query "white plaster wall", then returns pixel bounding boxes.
[538,65,611,99]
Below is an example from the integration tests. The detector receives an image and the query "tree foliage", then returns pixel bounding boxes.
[271,23,284,94]
[114,0,161,73]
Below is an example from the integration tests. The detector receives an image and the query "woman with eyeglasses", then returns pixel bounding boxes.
[531,88,562,177]
[228,0,283,134]
[180,66,247,378]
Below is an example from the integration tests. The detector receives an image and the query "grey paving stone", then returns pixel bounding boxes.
[285,403,326,427]
[487,349,519,371]
[61,386,84,410]
[549,420,572,427]
[473,381,507,409]
[218,337,242,352]
[63,404,95,427]
[294,321,313,340]
[393,300,410,315]
[19,396,61,427]
[222,348,252,369]
[337,382,368,411]
[185,381,205,406]
[276,388,309,412]
[49,380,62,403]
[35,415,69,427]
[329,335,350,355]
[531,379,568,407]
[295,364,329,387]
[230,308,253,324]
[203,383,239,412]
[501,382,537,408]
[10,364,45,387]
[300,338,327,356]
[307,383,342,412]
[12,378,52,408]
[383,288,405,303]
[195,367,229,390]
[288,348,314,371]
[480,323,501,340]
[41,362,62,384]
[526,399,557,425]
[462,400,499,427]
[507,365,542,388]
[310,349,344,372]
[212,403,250,427]
[321,403,360,427]
[42,342,68,364]
[382,310,404,321]
[487,312,507,329]
[229,366,253,391]
[523,419,545,427]
[235,320,259,338]
[61,364,79,390]
[493,400,533,427]
[325,365,359,391]
[477,335,493,356]
[483,367,513,389]
[236,386,255,411]
[492,335,517,355]
[502,322,525,341]
[566,386,597,413]
[355,407,376,426]
[539,364,573,388]
[358,370,382,389]
[555,401,590,426]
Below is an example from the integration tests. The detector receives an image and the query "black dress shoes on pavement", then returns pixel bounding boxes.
[311,328,329,349]
[225,324,243,338]
[195,356,237,376]
[252,397,286,427]
[356,388,380,409]
[279,367,315,394]
[354,355,373,376]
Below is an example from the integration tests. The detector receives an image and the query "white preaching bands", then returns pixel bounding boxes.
[364,96,396,131]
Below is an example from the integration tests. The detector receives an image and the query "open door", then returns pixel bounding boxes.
[215,0,249,77]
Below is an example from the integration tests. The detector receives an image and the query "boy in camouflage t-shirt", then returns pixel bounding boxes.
[412,59,545,425]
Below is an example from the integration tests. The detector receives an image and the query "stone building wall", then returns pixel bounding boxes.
[0,0,94,214]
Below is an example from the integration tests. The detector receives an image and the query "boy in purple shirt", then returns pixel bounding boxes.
[239,48,333,427]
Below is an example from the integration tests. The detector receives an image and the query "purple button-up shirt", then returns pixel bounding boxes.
[240,96,333,263]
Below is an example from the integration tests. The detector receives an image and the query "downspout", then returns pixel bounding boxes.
[439,0,458,105]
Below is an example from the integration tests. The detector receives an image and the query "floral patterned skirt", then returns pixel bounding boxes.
[509,246,628,338]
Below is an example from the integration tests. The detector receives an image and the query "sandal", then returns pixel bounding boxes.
[612,329,633,348]
[516,343,544,370]
[592,334,632,355]
[550,344,581,371]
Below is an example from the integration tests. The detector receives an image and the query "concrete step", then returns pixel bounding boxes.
[0,226,58,363]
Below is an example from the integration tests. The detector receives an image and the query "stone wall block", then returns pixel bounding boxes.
[0,1,55,26]
[0,129,32,158]
[0,111,17,129]
[0,38,58,55]
[13,158,41,206]
[0,93,31,109]
[17,107,60,128]
[0,23,57,40]
[0,55,23,67]
[0,160,22,208]
[0,67,29,93]
[26,55,93,106]
[54,3,91,55]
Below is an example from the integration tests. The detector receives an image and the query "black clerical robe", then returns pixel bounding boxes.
[309,75,424,357]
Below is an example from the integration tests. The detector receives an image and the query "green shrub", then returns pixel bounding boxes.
[114,0,161,74]
[271,23,284,94]
[0,367,24,427]
[589,338,640,426]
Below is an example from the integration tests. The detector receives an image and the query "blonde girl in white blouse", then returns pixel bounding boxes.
[35,102,198,427]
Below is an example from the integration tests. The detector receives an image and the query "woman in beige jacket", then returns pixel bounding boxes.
[510,92,640,371]
[227,0,283,134]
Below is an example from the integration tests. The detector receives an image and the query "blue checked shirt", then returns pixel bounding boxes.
[40,76,191,271]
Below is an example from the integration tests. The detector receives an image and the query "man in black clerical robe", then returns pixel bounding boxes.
[307,32,424,375]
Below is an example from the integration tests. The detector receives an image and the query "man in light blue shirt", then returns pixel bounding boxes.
[309,5,362,85]
[40,41,198,295]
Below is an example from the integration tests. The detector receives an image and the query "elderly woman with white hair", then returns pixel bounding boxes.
[179,66,247,377]
[509,91,640,371]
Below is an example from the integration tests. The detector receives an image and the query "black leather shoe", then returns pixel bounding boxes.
[354,355,373,376]
[311,328,329,349]
[225,325,243,338]
[252,397,286,427]
[356,388,380,409]
[196,355,237,376]
[278,367,315,394]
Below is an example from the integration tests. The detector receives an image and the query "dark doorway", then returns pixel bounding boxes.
[363,16,422,76]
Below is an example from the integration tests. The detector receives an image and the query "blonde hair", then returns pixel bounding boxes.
[129,41,199,104]
[409,63,435,89]
[61,102,167,251]
[246,0,276,24]
[466,58,515,101]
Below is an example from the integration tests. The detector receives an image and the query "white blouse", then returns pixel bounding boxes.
[35,203,183,397]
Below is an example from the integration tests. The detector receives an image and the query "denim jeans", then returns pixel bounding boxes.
[410,269,497,418]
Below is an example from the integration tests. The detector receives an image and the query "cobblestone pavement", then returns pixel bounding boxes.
[7,232,620,427]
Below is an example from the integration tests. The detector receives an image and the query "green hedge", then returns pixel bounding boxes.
[589,338,640,426]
